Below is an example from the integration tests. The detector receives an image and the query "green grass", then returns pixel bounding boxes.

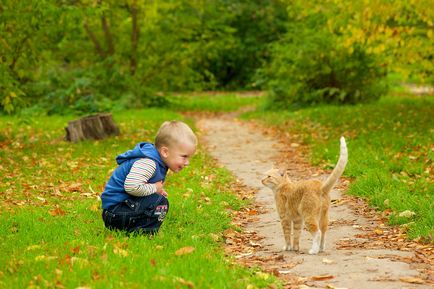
[167,92,266,112]
[0,109,279,288]
[243,94,434,242]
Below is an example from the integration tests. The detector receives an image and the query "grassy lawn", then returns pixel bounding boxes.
[244,94,433,242]
[167,92,266,112]
[0,110,278,288]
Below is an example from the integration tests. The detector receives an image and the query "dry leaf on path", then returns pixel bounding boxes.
[399,276,425,284]
[322,258,336,264]
[326,285,349,289]
[311,275,334,281]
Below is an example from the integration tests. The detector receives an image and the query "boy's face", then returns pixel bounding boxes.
[160,142,196,173]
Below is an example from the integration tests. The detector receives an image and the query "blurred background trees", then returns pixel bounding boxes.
[0,0,432,114]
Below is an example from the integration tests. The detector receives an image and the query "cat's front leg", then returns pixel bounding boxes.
[280,216,292,251]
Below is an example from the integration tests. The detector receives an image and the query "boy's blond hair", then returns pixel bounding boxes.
[155,121,197,149]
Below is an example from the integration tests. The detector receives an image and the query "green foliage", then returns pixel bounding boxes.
[262,1,391,107]
[1,0,431,114]
[265,27,388,108]
[0,0,286,114]
[0,0,63,113]
[244,95,434,241]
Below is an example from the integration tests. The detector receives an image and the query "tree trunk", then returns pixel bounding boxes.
[101,12,115,55]
[130,0,139,75]
[65,113,120,143]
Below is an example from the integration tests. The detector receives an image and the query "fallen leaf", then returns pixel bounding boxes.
[35,255,58,261]
[374,229,383,235]
[175,246,195,256]
[26,245,41,251]
[322,258,336,264]
[65,182,82,192]
[175,277,194,288]
[71,246,80,255]
[71,257,89,265]
[311,275,334,281]
[49,207,66,216]
[209,233,220,241]
[326,285,349,289]
[255,272,270,280]
[278,270,292,274]
[249,241,262,248]
[89,203,99,212]
[399,277,425,284]
[399,210,416,218]
[113,247,128,257]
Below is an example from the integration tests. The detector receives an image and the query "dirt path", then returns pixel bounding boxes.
[197,116,431,289]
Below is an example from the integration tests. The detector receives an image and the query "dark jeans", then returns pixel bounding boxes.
[102,193,169,234]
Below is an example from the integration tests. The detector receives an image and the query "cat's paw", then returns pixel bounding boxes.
[282,244,291,251]
[308,248,319,255]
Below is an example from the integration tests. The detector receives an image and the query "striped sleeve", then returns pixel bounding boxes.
[124,158,158,196]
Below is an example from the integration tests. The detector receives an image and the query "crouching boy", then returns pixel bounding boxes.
[101,120,197,234]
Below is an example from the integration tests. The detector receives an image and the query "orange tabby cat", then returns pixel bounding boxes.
[262,137,348,255]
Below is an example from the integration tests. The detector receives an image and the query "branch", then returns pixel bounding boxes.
[83,20,106,58]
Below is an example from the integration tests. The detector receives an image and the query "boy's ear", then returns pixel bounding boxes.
[160,146,170,158]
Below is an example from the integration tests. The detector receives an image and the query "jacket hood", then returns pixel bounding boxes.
[115,142,166,168]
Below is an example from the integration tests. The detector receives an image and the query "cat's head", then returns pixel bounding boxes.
[261,167,287,190]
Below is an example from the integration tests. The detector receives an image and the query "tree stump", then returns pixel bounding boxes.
[65,113,120,142]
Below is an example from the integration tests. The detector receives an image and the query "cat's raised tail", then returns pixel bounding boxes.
[321,136,348,194]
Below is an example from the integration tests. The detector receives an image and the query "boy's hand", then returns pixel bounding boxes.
[161,189,168,197]
[155,181,164,193]
[155,181,168,197]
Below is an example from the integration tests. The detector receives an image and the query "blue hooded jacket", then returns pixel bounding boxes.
[101,142,168,209]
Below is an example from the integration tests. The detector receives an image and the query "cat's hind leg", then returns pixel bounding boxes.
[305,216,321,255]
[292,216,302,251]
[319,209,329,252]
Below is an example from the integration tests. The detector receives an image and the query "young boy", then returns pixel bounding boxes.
[101,120,197,234]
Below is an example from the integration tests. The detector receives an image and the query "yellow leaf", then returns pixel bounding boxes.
[26,245,41,251]
[311,275,334,281]
[399,210,416,218]
[113,247,128,257]
[322,258,336,264]
[255,272,270,280]
[374,229,384,235]
[175,277,195,289]
[175,246,195,256]
[399,277,425,284]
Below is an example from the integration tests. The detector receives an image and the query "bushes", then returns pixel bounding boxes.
[264,25,388,109]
